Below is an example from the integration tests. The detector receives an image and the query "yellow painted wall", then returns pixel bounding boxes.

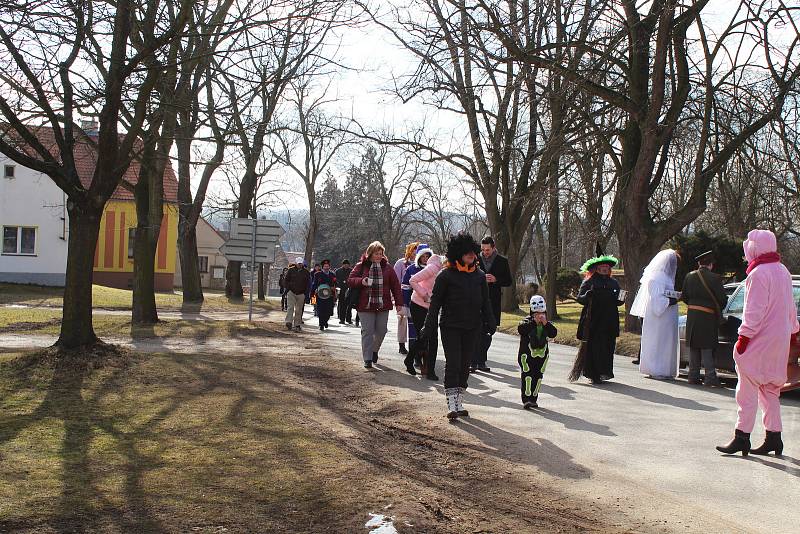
[94,200,178,274]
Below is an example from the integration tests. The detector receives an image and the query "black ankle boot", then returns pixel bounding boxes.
[716,429,751,456]
[403,353,416,375]
[751,431,783,456]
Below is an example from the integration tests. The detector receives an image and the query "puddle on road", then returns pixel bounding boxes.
[365,513,399,533]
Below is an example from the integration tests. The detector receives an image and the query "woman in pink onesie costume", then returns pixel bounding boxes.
[717,229,799,456]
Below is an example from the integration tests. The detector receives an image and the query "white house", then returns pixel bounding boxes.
[0,158,69,285]
[174,216,228,290]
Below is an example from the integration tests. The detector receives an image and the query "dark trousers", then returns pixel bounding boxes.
[336,289,351,322]
[409,302,438,373]
[280,291,288,311]
[441,327,480,389]
[473,333,493,367]
[519,347,549,403]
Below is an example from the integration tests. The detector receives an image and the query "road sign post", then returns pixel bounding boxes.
[220,218,285,322]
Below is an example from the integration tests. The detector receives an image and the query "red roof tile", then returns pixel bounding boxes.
[4,125,178,203]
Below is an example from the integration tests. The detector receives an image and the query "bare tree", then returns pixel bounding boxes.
[0,0,190,348]
[271,78,351,266]
[218,0,349,297]
[483,0,800,330]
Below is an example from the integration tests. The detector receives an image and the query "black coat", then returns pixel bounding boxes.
[478,253,513,326]
[334,267,351,290]
[518,317,557,355]
[681,267,727,349]
[576,274,623,340]
[423,267,495,333]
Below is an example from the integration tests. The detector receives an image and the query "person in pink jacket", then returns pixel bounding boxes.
[717,229,799,456]
[409,253,443,379]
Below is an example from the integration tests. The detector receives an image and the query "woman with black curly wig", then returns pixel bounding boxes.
[419,233,495,420]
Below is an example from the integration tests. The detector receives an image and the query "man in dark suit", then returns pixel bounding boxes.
[681,251,728,387]
[474,236,513,372]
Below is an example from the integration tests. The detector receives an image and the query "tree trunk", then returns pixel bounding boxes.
[131,142,164,325]
[177,223,203,302]
[132,171,161,324]
[545,164,560,318]
[617,225,658,334]
[56,205,103,349]
[304,194,317,266]
[258,263,265,300]
[227,260,243,299]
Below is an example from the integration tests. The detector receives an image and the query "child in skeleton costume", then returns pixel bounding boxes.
[518,295,557,409]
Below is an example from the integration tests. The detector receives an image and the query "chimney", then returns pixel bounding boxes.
[80,119,99,136]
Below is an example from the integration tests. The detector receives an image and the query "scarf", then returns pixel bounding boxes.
[746,251,781,275]
[455,260,477,273]
[368,261,384,309]
[483,250,498,272]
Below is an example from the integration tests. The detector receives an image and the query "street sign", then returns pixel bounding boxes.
[230,218,283,241]
[219,218,285,321]
[219,238,277,263]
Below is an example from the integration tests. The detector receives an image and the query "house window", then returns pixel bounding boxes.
[128,228,135,258]
[198,256,209,273]
[4,165,14,178]
[2,226,36,255]
[212,267,225,279]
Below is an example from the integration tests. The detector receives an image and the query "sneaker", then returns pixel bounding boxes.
[446,411,459,420]
[477,365,491,372]
[405,365,417,376]
[631,358,640,364]
[372,352,379,363]
[364,361,373,369]
[523,401,538,410]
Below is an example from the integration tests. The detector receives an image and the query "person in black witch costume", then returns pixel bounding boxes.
[569,245,625,384]
[419,233,495,420]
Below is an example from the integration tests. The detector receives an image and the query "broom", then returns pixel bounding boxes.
[568,297,592,382]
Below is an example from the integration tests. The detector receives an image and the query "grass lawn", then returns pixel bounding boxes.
[0,308,274,340]
[0,347,371,532]
[497,300,685,358]
[0,283,277,313]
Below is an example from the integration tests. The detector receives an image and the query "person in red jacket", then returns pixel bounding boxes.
[348,241,403,369]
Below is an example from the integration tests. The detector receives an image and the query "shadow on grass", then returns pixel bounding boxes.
[0,344,353,532]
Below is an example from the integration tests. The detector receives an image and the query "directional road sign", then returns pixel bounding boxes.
[219,218,285,322]
[230,218,283,241]
[219,239,277,263]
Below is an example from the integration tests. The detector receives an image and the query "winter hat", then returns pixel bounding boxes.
[415,243,434,266]
[295,256,304,266]
[530,295,546,314]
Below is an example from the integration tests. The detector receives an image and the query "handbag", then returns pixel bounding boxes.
[696,270,727,327]
[348,264,363,305]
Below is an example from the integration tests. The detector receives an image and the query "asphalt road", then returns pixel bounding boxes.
[312,307,800,533]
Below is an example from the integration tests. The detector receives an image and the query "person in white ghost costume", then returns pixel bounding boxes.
[630,249,680,379]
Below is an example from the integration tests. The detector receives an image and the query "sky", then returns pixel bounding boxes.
[203,0,800,220]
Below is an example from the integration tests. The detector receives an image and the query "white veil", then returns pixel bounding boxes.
[630,249,678,318]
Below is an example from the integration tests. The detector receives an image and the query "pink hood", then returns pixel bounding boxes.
[409,254,443,309]
[743,229,777,263]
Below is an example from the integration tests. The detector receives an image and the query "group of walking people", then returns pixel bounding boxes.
[281,228,797,454]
